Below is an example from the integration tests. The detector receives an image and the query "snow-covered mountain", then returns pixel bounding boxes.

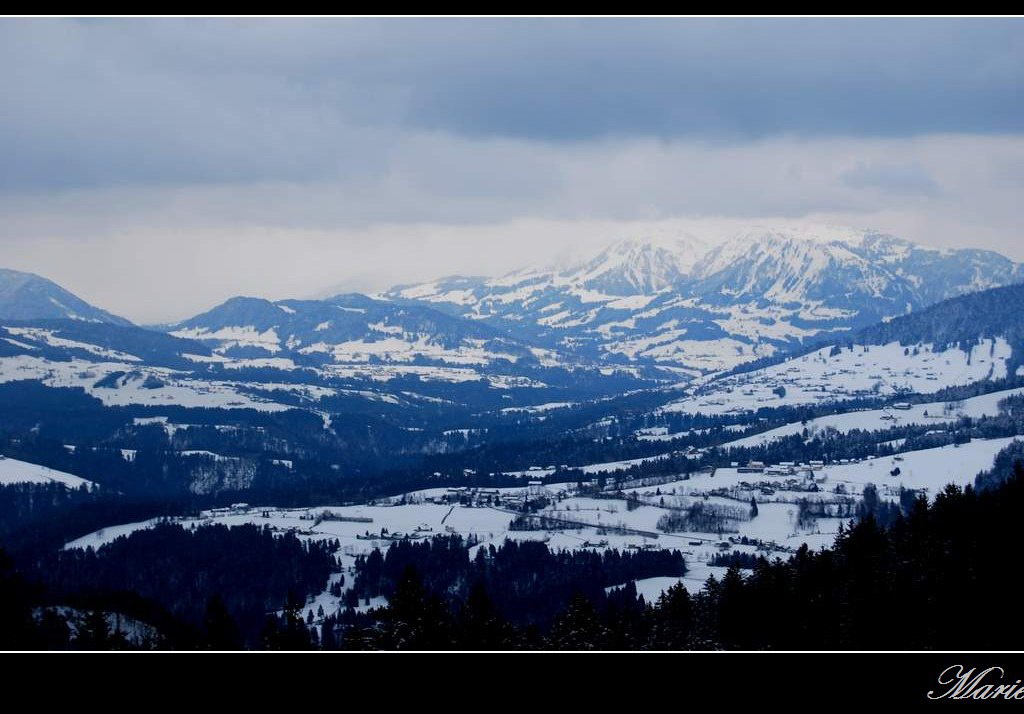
[166,293,556,369]
[385,226,1023,374]
[0,268,131,325]
[556,233,714,295]
[5,224,1020,391]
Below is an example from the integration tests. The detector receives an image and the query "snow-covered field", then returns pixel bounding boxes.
[702,438,1020,502]
[0,455,93,488]
[63,435,1020,609]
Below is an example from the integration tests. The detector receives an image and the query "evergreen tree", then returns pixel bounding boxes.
[456,580,515,650]
[372,566,453,650]
[262,592,312,650]
[74,610,127,650]
[546,594,605,650]
[650,583,693,649]
[0,548,41,649]
[203,595,243,650]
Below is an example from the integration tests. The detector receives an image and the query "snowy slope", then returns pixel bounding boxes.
[0,354,300,411]
[659,338,1012,415]
[719,386,1024,450]
[0,455,93,488]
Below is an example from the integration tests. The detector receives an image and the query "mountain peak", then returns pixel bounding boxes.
[0,268,132,325]
[560,232,713,295]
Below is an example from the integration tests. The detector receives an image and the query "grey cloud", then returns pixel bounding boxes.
[1,18,1023,191]
[841,162,941,196]
[1,133,1022,324]
[1,18,1023,323]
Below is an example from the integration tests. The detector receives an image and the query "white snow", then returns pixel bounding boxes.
[5,327,142,362]
[0,455,93,488]
[660,339,1012,415]
[721,386,1024,450]
[0,355,297,411]
[170,325,282,354]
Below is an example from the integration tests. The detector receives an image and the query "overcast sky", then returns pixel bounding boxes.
[2,17,1023,323]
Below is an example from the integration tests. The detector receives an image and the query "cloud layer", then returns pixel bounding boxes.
[1,18,1022,322]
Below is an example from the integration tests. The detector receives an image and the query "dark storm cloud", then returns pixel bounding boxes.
[0,17,1022,191]
[400,18,1024,140]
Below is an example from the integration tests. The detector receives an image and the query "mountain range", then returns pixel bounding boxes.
[2,225,1022,376]
[384,225,1023,373]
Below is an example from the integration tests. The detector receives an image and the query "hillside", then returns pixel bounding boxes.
[0,268,131,325]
